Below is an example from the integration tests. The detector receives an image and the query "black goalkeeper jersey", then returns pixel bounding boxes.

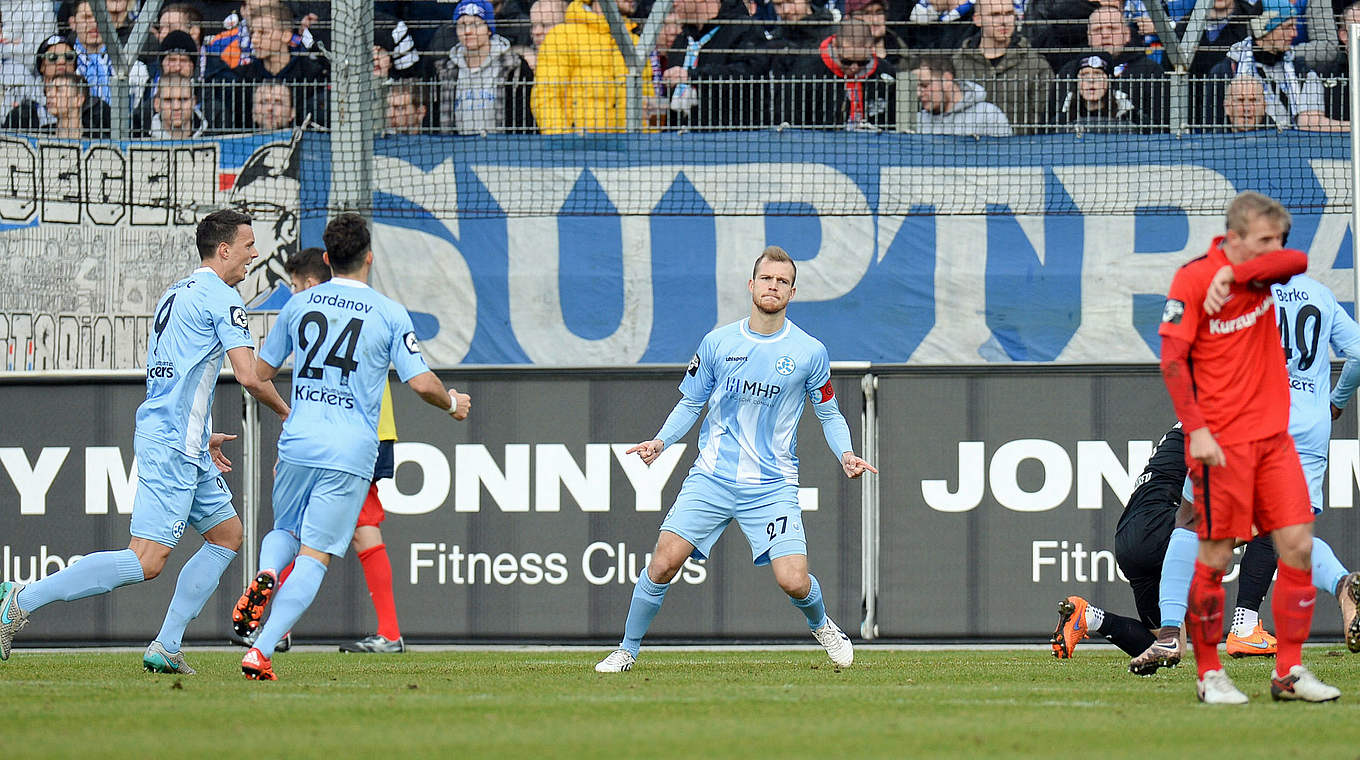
[1115,424,1187,536]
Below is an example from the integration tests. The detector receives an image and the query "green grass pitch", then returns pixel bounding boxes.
[3,647,1360,758]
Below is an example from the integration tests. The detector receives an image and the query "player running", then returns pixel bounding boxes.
[236,213,471,680]
[594,246,876,674]
[1158,191,1338,704]
[0,210,291,673]
[231,248,412,654]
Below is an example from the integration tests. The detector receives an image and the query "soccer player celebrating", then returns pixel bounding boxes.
[237,213,471,680]
[0,210,291,672]
[232,247,410,654]
[1158,191,1339,704]
[594,246,877,673]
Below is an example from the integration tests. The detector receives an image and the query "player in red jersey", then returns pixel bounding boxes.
[1158,191,1339,704]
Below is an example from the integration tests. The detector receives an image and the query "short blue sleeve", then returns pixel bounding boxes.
[259,298,296,368]
[210,285,255,353]
[387,305,431,382]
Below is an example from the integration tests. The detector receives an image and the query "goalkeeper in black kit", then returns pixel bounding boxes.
[1049,423,1278,674]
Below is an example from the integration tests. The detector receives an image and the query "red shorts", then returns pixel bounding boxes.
[1186,430,1312,541]
[356,482,385,528]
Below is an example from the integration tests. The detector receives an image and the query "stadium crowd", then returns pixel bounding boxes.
[0,0,1352,135]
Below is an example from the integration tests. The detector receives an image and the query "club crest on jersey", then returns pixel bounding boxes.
[775,356,796,376]
[229,305,248,331]
[404,332,422,354]
[171,520,186,540]
[1161,299,1184,324]
[687,353,700,376]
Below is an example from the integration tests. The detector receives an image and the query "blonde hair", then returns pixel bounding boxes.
[1226,191,1291,236]
[752,245,796,285]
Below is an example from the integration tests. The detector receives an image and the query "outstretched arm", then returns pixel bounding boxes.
[226,346,289,419]
[407,370,471,420]
[811,391,877,479]
[626,395,705,465]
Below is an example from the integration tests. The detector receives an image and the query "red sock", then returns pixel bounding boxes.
[277,561,294,586]
[1188,561,1225,677]
[359,544,401,640]
[1272,561,1315,678]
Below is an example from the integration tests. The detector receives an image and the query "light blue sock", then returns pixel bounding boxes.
[155,542,236,654]
[258,530,301,576]
[620,572,669,657]
[1159,527,1197,628]
[791,574,827,630]
[254,554,326,658]
[1312,537,1349,598]
[15,549,144,613]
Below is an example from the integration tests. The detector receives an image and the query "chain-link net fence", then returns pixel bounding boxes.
[0,0,1354,369]
[0,1,1349,210]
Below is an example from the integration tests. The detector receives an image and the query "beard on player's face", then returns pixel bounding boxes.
[752,292,788,314]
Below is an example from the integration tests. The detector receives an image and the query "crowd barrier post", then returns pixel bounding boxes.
[859,372,880,640]
[1349,22,1360,348]
[240,388,261,592]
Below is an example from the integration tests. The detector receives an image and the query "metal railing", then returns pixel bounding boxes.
[397,70,1325,135]
[7,71,1343,139]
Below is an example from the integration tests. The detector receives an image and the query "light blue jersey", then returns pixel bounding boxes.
[260,278,430,479]
[1272,275,1360,459]
[135,266,254,464]
[658,318,853,486]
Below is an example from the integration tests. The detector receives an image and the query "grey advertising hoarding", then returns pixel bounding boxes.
[6,365,1360,644]
[0,368,864,642]
[874,365,1360,639]
[0,377,247,643]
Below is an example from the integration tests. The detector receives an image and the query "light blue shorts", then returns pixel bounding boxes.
[659,470,806,566]
[1300,450,1326,514]
[271,460,370,557]
[129,437,236,549]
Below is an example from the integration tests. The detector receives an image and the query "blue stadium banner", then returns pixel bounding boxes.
[2,131,1352,370]
[304,133,1354,367]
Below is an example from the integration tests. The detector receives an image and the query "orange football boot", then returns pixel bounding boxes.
[1226,621,1276,658]
[1050,596,1089,658]
[232,570,278,639]
[241,647,278,680]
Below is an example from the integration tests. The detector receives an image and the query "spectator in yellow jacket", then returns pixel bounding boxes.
[531,0,637,133]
